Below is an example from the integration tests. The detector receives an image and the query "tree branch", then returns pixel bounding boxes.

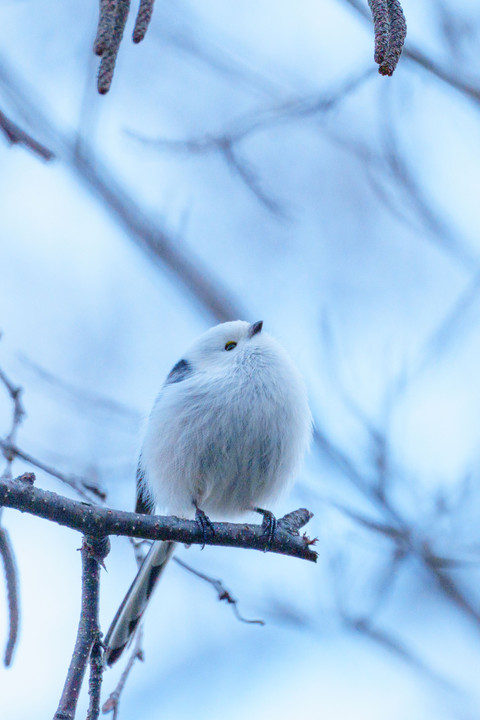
[0,365,26,480]
[101,626,144,719]
[0,440,106,502]
[0,56,244,324]
[0,525,20,666]
[0,475,317,562]
[86,634,105,720]
[173,556,265,625]
[54,535,110,720]
[0,109,54,160]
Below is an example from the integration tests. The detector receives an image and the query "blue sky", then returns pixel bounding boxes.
[1,1,480,718]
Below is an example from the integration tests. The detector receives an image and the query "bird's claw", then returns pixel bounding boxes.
[254,507,277,551]
[195,506,215,549]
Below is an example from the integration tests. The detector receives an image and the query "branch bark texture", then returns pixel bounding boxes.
[54,536,109,720]
[0,475,317,562]
[0,525,19,666]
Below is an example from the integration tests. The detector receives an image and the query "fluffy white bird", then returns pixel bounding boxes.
[105,320,312,665]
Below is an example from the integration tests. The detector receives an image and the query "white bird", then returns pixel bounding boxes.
[104,320,312,665]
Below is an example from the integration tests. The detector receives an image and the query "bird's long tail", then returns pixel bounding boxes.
[104,539,177,665]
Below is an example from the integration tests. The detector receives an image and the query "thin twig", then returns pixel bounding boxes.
[0,366,26,480]
[19,355,140,428]
[54,536,110,720]
[0,526,19,666]
[312,427,480,628]
[174,556,265,625]
[0,109,54,160]
[0,439,106,502]
[100,540,147,714]
[133,65,374,151]
[379,105,477,269]
[101,626,144,718]
[0,57,244,322]
[219,140,287,218]
[345,615,458,691]
[128,69,373,219]
[0,474,318,562]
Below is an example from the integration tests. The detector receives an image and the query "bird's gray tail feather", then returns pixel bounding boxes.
[104,540,176,665]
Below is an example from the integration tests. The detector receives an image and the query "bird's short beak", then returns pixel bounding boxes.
[248,320,263,338]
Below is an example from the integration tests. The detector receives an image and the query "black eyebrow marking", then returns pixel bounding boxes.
[165,358,193,385]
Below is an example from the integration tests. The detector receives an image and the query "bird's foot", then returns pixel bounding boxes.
[194,505,215,549]
[254,507,277,551]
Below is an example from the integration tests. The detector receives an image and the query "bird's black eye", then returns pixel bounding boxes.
[225,341,237,351]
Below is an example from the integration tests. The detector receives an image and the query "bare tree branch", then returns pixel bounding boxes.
[19,355,140,428]
[0,365,26,481]
[313,425,480,631]
[86,634,105,720]
[345,615,458,691]
[0,439,106,502]
[0,108,54,160]
[0,56,244,324]
[0,474,318,562]
[101,626,144,719]
[0,525,19,667]
[173,556,265,626]
[379,101,479,270]
[54,535,110,720]
[128,68,374,218]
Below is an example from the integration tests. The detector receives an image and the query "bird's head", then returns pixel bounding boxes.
[187,320,269,373]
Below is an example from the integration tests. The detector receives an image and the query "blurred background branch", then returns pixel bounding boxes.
[1,1,480,718]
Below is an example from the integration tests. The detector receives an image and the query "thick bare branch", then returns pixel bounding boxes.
[0,475,317,562]
[54,536,110,720]
[86,634,105,720]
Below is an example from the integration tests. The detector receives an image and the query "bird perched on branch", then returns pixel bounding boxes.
[104,320,312,665]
